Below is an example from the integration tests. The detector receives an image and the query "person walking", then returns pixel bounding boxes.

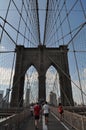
[58,103,64,121]
[34,102,41,129]
[42,101,50,125]
[30,105,34,116]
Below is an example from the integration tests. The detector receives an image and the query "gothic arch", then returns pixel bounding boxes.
[26,64,38,74]
[46,65,58,101]
[10,45,74,107]
[24,65,38,103]
[46,63,59,73]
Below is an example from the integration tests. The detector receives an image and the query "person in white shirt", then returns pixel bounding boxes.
[42,101,50,124]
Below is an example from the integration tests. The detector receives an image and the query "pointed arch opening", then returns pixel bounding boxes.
[46,65,60,106]
[24,65,38,106]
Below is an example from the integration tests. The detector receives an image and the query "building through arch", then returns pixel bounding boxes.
[10,45,74,107]
[46,65,59,104]
[24,65,38,107]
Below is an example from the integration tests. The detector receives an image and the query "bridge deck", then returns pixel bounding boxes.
[20,112,74,130]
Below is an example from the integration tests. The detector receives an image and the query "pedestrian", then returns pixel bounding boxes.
[34,102,41,129]
[42,101,50,125]
[58,103,64,121]
[30,105,34,116]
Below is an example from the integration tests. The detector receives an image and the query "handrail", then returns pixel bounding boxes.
[50,106,86,130]
[0,108,30,130]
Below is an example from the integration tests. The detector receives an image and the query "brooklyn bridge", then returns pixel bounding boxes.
[0,0,86,130]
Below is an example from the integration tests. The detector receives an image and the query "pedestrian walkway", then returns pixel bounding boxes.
[19,112,75,130]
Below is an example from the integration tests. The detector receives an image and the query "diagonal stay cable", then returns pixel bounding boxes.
[67,22,86,46]
[0,16,37,46]
[1,52,16,107]
[44,21,86,47]
[45,0,65,45]
[8,53,16,103]
[0,24,17,46]
[24,0,41,45]
[26,71,38,103]
[48,63,73,106]
[44,0,60,45]
[46,0,79,46]
[43,0,48,45]
[53,22,86,46]
[0,63,30,104]
[36,0,41,44]
[48,55,86,97]
[15,0,24,44]
[0,0,12,44]
[22,0,40,44]
[11,0,39,45]
[79,0,86,19]
[65,1,85,106]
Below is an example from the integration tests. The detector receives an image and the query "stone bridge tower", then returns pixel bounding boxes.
[10,45,74,107]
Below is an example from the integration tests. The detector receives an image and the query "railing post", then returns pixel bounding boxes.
[81,115,85,130]
[4,124,9,130]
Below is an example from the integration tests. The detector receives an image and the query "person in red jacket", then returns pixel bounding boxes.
[34,102,41,129]
[58,103,64,121]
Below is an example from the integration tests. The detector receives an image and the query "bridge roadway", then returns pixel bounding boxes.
[20,112,75,130]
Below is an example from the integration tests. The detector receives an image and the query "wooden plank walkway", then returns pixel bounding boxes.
[19,112,75,130]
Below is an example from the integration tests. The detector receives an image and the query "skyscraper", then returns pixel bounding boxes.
[49,91,57,106]
[0,90,3,108]
[25,88,30,107]
[0,90,3,101]
[5,88,10,103]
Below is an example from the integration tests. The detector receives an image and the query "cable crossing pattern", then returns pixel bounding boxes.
[0,0,86,109]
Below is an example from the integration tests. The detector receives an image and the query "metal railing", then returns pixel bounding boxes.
[51,106,86,130]
[0,108,30,130]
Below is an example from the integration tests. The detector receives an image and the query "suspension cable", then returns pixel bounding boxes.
[64,1,85,105]
[0,0,12,44]
[48,56,86,97]
[79,0,86,19]
[0,16,37,46]
[0,24,17,45]
[11,0,38,45]
[47,0,78,46]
